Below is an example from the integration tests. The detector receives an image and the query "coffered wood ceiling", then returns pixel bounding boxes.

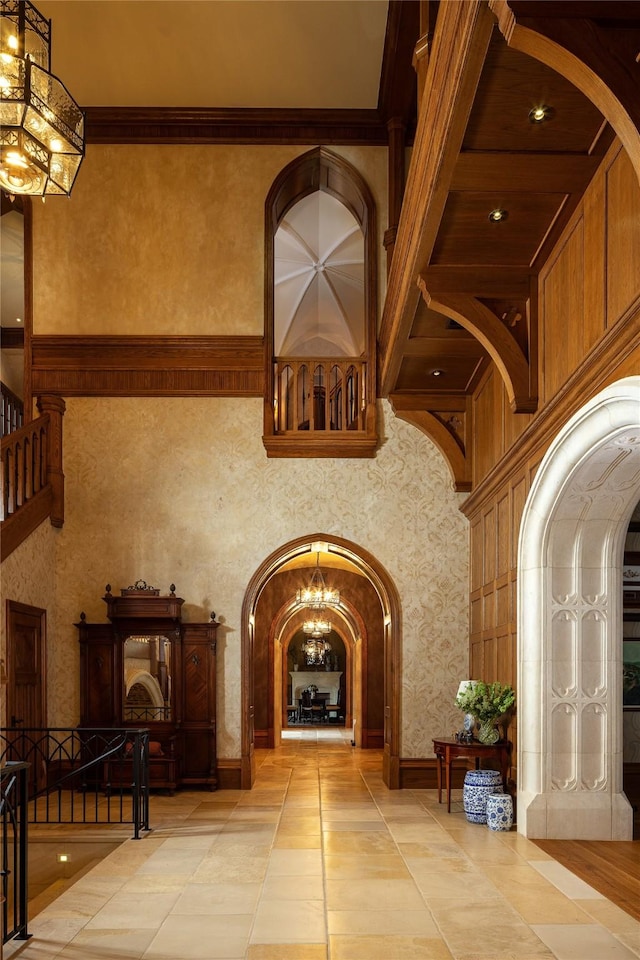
[13,1,640,477]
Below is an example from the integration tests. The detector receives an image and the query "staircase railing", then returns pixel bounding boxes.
[0,395,65,561]
[0,728,150,841]
[0,381,24,439]
[1,761,30,948]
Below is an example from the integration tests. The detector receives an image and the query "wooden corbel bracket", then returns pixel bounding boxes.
[417,278,537,413]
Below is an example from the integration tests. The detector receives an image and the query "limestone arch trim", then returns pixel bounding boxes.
[517,376,640,839]
[241,532,402,789]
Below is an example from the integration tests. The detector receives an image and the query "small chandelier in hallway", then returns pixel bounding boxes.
[0,0,85,196]
[295,553,340,609]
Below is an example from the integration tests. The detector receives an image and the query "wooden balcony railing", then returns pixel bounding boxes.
[264,358,378,458]
[1,381,24,438]
[0,395,65,561]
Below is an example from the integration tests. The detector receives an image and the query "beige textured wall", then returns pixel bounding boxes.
[44,396,469,759]
[32,144,388,336]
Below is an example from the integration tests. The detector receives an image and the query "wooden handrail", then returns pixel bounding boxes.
[0,395,65,562]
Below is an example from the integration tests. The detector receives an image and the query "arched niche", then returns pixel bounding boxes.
[263,148,378,458]
[518,376,640,839]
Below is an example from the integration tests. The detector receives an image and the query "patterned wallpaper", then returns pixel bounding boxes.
[4,396,469,758]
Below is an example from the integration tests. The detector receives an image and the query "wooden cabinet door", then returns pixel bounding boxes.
[180,622,217,788]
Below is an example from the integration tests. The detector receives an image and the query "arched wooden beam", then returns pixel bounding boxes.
[390,404,471,492]
[418,282,537,413]
[490,0,640,183]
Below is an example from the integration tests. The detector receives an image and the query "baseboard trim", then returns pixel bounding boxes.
[399,757,470,790]
[216,758,243,790]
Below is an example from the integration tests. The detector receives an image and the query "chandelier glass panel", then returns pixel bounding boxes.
[295,553,339,666]
[0,1,84,196]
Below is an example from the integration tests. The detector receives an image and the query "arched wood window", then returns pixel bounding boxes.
[264,148,378,458]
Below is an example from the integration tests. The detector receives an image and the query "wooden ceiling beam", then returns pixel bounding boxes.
[490,0,640,180]
[404,337,486,358]
[420,265,532,299]
[378,0,495,397]
[452,152,601,192]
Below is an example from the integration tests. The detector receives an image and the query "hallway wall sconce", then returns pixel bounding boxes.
[0,0,85,197]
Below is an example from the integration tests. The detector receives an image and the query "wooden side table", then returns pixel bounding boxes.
[432,737,512,812]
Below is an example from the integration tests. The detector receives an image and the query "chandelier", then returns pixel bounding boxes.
[295,553,340,609]
[303,635,331,667]
[0,1,85,197]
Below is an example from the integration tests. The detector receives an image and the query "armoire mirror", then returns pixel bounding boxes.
[123,634,172,722]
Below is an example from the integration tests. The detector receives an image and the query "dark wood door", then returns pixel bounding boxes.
[6,600,47,792]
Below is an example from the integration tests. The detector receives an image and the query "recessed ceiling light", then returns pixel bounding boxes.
[528,105,554,123]
[57,853,70,863]
[431,369,444,377]
[488,208,508,223]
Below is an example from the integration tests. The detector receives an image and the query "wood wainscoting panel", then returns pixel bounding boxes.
[31,336,265,397]
[606,146,640,327]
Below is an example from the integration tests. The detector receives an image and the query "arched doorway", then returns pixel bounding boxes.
[274,596,366,744]
[241,534,401,789]
[518,377,640,839]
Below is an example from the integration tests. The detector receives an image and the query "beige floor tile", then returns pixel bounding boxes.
[429,900,557,957]
[261,874,324,900]
[56,926,156,959]
[84,891,180,929]
[192,855,269,883]
[170,881,261,914]
[246,944,327,960]
[398,840,467,859]
[409,858,501,901]
[324,853,411,880]
[327,908,440,937]
[276,816,321,834]
[575,898,640,937]
[531,922,639,959]
[143,913,253,959]
[250,899,326,944]
[329,934,453,959]
[322,830,398,855]
[326,877,426,912]
[265,847,323,876]
[272,834,322,849]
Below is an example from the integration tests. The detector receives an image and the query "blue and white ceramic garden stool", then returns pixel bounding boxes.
[486,792,514,831]
[462,769,503,824]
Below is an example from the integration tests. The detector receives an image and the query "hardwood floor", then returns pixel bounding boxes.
[533,838,640,922]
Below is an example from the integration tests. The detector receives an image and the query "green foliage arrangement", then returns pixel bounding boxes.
[455,680,515,722]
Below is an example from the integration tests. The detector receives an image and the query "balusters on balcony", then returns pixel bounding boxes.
[273,358,366,436]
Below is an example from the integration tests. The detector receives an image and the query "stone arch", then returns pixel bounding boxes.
[518,376,640,839]
[241,533,402,789]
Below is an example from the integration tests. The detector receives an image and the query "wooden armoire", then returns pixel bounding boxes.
[76,581,218,790]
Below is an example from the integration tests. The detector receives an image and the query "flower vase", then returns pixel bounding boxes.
[477,719,500,744]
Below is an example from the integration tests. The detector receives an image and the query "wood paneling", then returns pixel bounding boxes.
[606,148,640,326]
[31,336,264,397]
[463,139,640,769]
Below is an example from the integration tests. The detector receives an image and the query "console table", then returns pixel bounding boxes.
[432,737,512,812]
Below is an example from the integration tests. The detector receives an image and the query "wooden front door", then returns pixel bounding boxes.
[6,600,47,792]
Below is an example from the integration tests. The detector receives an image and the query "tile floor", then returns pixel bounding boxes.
[5,727,640,960]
